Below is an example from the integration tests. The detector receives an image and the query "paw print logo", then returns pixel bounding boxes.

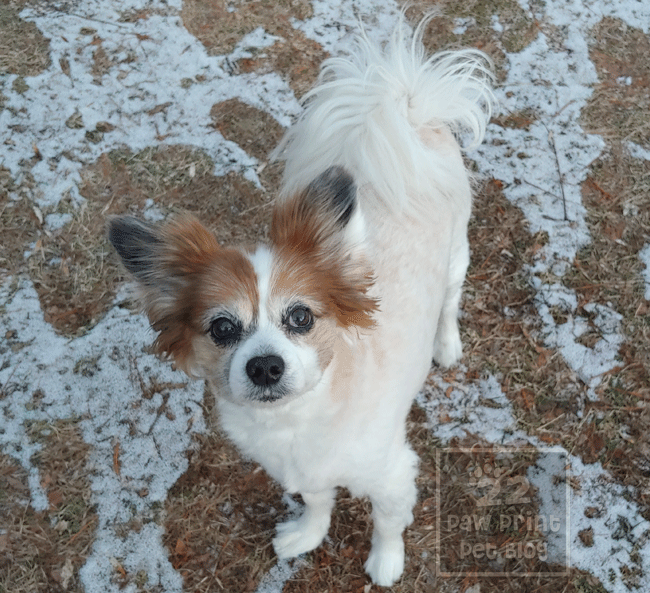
[468,462,531,507]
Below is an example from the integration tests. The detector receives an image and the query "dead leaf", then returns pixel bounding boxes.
[48,488,63,507]
[113,441,120,476]
[519,388,535,411]
[60,558,75,590]
[603,220,625,242]
[109,556,126,578]
[147,102,172,116]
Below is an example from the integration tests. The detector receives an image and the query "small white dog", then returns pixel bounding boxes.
[109,16,492,587]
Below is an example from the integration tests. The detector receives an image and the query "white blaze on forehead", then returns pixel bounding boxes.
[228,244,323,402]
[247,245,275,326]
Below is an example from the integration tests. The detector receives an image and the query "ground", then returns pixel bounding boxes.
[0,1,649,592]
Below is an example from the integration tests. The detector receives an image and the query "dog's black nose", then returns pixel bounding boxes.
[246,355,285,386]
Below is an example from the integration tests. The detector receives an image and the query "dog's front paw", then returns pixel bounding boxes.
[433,324,462,367]
[273,515,328,559]
[364,538,405,587]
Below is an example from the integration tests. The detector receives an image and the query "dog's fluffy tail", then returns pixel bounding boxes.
[273,15,494,210]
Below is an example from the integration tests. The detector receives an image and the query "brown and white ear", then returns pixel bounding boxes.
[108,214,219,371]
[271,166,366,256]
[271,166,378,329]
[108,214,220,303]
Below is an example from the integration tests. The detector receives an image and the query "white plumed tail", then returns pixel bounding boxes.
[272,15,495,210]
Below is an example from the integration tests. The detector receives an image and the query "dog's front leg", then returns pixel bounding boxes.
[364,446,418,586]
[273,488,336,559]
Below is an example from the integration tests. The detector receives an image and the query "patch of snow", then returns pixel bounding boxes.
[230,27,280,62]
[417,372,522,444]
[292,0,402,51]
[254,559,307,593]
[0,280,206,592]
[534,284,624,397]
[567,458,650,590]
[628,141,650,162]
[45,212,73,231]
[491,15,503,34]
[453,17,475,36]
[142,198,166,222]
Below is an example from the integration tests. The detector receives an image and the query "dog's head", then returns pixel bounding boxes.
[108,167,378,405]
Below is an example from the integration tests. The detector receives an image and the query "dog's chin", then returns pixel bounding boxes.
[220,369,325,408]
[245,383,294,406]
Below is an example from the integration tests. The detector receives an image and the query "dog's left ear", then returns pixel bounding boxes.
[271,166,378,329]
[271,166,365,254]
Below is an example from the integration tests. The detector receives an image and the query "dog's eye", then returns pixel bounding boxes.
[209,317,241,345]
[286,306,314,333]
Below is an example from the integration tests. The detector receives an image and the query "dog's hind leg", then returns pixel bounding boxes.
[433,233,469,367]
[273,488,335,559]
[364,445,418,586]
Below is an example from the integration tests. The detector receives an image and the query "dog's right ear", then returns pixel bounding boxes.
[107,214,222,371]
[271,166,366,254]
[108,214,221,289]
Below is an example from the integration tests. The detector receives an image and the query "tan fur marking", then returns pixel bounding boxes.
[270,192,378,329]
[140,215,258,374]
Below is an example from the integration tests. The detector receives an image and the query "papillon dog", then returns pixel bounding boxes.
[108,15,493,586]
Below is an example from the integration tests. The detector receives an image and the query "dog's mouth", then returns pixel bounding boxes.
[246,382,292,404]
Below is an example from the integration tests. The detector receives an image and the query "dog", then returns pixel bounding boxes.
[108,16,493,587]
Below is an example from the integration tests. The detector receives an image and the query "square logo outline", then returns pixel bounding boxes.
[435,445,571,578]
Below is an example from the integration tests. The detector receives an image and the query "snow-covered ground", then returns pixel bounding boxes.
[1,0,649,591]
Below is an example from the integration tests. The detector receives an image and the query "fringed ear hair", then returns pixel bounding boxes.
[107,214,220,372]
[270,166,378,329]
[270,166,365,251]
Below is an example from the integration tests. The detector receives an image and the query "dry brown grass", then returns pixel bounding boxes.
[0,1,50,79]
[401,0,538,79]
[164,431,281,592]
[0,421,95,593]
[0,167,40,279]
[582,18,650,147]
[182,0,325,98]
